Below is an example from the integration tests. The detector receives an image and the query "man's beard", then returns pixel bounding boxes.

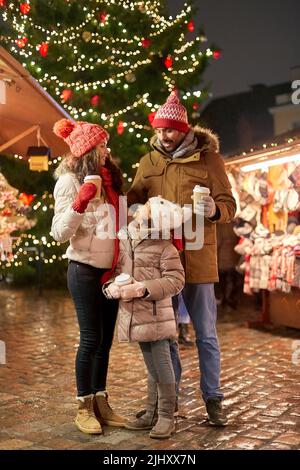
[161,139,182,152]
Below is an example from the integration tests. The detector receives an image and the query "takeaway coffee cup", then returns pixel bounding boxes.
[192,185,210,213]
[84,175,102,199]
[114,273,133,287]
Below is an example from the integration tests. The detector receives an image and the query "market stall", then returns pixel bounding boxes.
[0,45,70,159]
[0,46,71,272]
[225,137,300,329]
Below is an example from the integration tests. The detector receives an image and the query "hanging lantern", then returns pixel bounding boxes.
[38,42,49,57]
[117,121,124,135]
[148,112,156,125]
[27,147,50,172]
[187,20,194,32]
[213,50,221,60]
[61,89,73,102]
[90,94,100,106]
[164,55,173,69]
[15,37,28,48]
[141,38,151,48]
[20,2,30,15]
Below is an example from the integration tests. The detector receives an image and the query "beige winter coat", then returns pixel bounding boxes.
[51,172,115,268]
[127,127,237,283]
[106,228,185,343]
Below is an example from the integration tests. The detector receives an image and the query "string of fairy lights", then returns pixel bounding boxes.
[2,3,193,46]
[0,192,67,270]
[0,1,211,132]
[2,1,191,43]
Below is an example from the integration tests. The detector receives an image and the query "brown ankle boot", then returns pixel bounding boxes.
[75,394,102,434]
[94,391,127,427]
[125,379,158,431]
[149,383,176,439]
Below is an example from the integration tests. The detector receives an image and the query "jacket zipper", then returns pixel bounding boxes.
[152,301,157,316]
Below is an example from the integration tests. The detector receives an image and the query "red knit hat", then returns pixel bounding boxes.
[53,119,109,158]
[152,91,189,133]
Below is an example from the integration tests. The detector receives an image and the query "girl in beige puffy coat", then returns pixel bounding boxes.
[104,197,190,439]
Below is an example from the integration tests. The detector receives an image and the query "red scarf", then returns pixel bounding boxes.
[99,167,120,285]
[171,230,184,252]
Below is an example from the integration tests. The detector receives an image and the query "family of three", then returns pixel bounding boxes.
[51,92,236,439]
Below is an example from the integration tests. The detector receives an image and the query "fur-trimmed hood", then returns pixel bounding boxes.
[193,125,219,154]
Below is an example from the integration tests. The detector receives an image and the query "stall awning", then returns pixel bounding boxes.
[225,136,300,171]
[0,45,70,158]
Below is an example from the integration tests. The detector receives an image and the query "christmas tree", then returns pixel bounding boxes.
[0,0,219,287]
[0,0,220,182]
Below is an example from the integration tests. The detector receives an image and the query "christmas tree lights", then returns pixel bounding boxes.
[1,0,218,174]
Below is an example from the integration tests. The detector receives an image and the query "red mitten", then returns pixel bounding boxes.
[72,183,97,213]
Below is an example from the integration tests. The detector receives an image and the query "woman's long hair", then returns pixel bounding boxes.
[55,148,123,194]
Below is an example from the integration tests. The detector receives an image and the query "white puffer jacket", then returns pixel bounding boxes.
[51,172,115,268]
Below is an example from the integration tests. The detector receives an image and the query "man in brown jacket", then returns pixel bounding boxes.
[127,92,236,425]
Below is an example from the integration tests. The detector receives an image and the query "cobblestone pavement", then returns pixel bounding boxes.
[0,288,300,451]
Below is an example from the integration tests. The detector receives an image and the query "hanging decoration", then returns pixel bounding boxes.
[61,89,73,102]
[82,31,92,42]
[20,2,30,15]
[19,193,35,206]
[125,72,136,83]
[0,1,6,8]
[213,50,221,60]
[99,12,107,24]
[141,38,151,48]
[164,55,173,69]
[38,42,49,57]
[187,20,194,32]
[2,209,12,217]
[15,37,28,48]
[90,94,100,106]
[27,146,50,171]
[117,121,124,135]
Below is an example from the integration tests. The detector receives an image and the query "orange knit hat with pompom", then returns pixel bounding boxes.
[53,118,109,158]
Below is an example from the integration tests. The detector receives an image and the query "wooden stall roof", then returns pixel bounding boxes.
[0,46,71,158]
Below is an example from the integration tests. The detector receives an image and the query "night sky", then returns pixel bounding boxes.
[167,0,300,98]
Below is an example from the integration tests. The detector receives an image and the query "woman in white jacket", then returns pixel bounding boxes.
[51,118,126,434]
